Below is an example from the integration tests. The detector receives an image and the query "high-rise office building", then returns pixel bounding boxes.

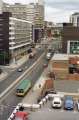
[70,12,79,27]
[3,3,27,20]
[3,1,44,28]
[0,12,32,65]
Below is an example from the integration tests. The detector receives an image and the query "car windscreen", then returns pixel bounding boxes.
[16,89,24,93]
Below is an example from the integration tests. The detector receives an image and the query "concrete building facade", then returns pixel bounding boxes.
[70,12,79,27]
[0,12,32,65]
[3,3,27,20]
[3,1,44,42]
[3,2,44,28]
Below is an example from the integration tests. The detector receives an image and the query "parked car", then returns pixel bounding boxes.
[17,68,23,72]
[64,96,74,110]
[51,96,62,108]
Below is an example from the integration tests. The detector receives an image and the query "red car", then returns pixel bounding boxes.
[14,111,29,120]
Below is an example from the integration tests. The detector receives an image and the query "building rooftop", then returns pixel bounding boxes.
[51,54,79,61]
[51,54,69,61]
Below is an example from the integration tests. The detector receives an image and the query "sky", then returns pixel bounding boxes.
[3,0,79,23]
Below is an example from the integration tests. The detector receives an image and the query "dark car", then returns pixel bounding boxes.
[64,96,74,110]
[27,48,32,53]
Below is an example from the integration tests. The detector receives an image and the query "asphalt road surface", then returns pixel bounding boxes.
[0,49,44,93]
[0,51,47,120]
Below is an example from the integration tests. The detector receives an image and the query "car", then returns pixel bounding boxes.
[51,96,62,108]
[27,48,32,53]
[14,111,29,120]
[46,52,52,60]
[64,96,74,110]
[17,68,23,72]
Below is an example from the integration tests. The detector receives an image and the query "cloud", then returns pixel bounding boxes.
[3,0,35,4]
[45,5,75,23]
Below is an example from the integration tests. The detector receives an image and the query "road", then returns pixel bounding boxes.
[0,49,44,93]
[0,50,48,120]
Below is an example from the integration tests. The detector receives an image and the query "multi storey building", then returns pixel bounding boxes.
[3,1,44,43]
[3,3,27,20]
[70,12,79,27]
[0,0,44,65]
[3,1,44,28]
[0,12,32,65]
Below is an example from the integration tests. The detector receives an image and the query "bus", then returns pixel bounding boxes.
[16,79,31,96]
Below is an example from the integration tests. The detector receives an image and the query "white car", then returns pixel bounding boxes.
[17,68,23,72]
[46,52,51,60]
[51,97,62,108]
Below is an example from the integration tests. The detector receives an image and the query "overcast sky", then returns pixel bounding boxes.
[3,0,79,23]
